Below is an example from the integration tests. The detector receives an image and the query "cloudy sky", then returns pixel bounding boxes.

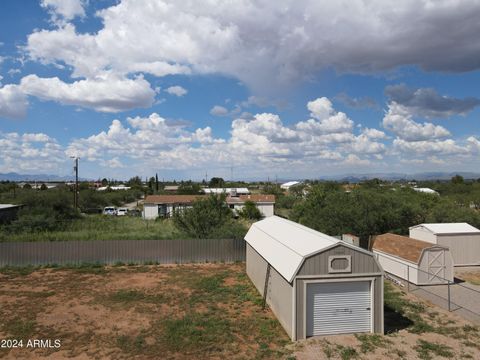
[1,0,480,180]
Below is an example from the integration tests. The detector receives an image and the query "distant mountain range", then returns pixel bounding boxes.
[1,171,479,183]
[0,172,89,182]
[317,172,480,183]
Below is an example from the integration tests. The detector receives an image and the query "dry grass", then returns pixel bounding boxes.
[456,271,480,286]
[0,263,291,359]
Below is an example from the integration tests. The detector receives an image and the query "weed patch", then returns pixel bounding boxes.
[336,345,358,360]
[355,334,391,353]
[415,340,454,360]
[2,318,36,339]
[161,313,233,354]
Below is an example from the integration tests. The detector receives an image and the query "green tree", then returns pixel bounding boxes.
[451,174,464,184]
[23,183,32,189]
[209,177,225,188]
[127,176,143,188]
[262,183,283,196]
[173,194,232,238]
[101,178,108,186]
[238,200,262,220]
[148,177,155,191]
[177,182,201,195]
[40,183,48,190]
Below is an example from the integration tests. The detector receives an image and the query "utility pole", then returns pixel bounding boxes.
[71,157,79,209]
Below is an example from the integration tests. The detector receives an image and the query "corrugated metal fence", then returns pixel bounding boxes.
[0,238,246,266]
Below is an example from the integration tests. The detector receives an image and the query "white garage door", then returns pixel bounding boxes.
[306,281,371,336]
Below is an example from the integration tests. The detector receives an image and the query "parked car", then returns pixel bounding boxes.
[103,206,117,215]
[116,208,128,216]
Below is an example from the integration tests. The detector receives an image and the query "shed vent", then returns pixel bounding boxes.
[328,255,352,273]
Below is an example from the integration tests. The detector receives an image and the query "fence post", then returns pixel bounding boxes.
[448,280,451,311]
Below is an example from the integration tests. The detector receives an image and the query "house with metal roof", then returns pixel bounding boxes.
[280,181,301,190]
[226,194,275,218]
[372,233,453,285]
[142,194,275,219]
[245,216,383,340]
[409,223,480,266]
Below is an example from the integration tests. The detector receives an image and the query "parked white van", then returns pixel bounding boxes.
[116,208,128,216]
[103,206,117,215]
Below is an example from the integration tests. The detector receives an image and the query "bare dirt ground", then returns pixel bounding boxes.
[0,263,290,359]
[1,264,479,359]
[291,282,480,360]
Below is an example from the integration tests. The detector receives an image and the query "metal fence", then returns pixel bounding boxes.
[377,254,480,324]
[0,238,246,266]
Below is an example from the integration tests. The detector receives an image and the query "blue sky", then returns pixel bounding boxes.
[1,0,480,180]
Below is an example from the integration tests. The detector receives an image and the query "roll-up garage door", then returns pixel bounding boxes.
[306,281,371,336]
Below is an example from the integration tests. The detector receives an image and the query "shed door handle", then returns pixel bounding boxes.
[366,307,371,310]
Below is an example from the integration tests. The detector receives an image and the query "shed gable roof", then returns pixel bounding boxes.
[372,233,446,263]
[410,223,480,235]
[245,216,340,282]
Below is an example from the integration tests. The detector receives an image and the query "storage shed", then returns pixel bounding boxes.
[245,216,383,340]
[372,233,453,285]
[409,223,480,266]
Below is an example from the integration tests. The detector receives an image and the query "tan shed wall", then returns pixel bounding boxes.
[409,227,436,244]
[246,244,293,338]
[298,244,382,275]
[437,234,480,266]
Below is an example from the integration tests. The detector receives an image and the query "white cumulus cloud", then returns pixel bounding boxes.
[382,102,450,141]
[20,73,155,112]
[165,86,187,97]
[0,85,28,119]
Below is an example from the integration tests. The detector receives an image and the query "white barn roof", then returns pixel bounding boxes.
[410,223,480,235]
[245,216,340,282]
[280,181,301,189]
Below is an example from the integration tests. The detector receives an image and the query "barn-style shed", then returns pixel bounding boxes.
[409,223,480,266]
[245,216,384,340]
[372,233,454,285]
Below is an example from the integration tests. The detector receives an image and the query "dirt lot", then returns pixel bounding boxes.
[0,264,479,360]
[0,263,290,359]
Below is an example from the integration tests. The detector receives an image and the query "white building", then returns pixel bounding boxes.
[227,194,275,218]
[409,223,480,266]
[143,194,275,219]
[280,181,301,190]
[373,233,453,285]
[413,187,439,195]
[143,195,205,219]
[202,188,250,195]
[97,184,131,191]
